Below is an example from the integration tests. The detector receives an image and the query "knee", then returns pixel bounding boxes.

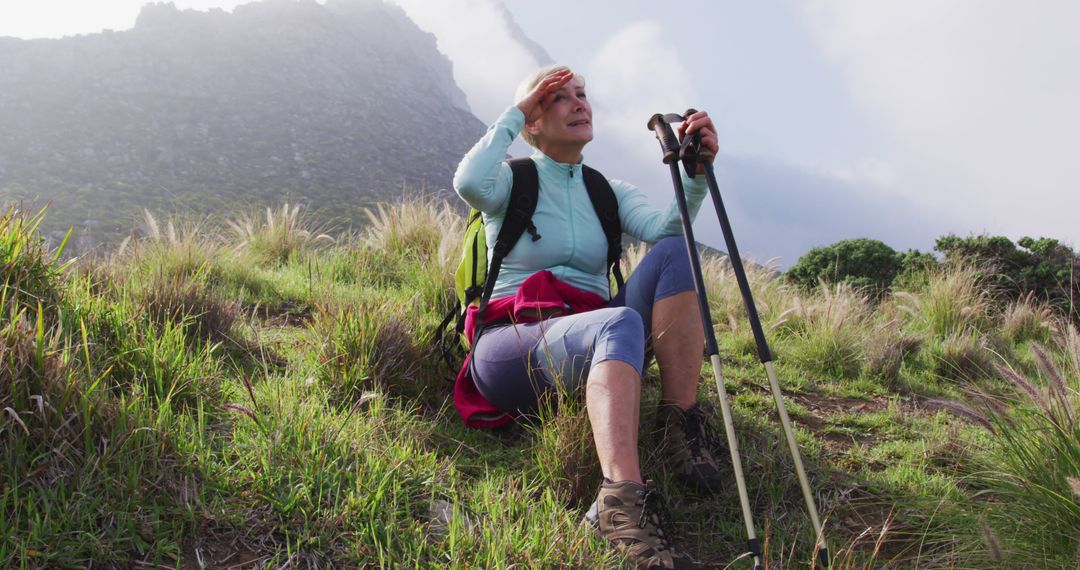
[654,236,689,269]
[654,236,685,257]
[597,306,644,337]
[593,307,646,368]
[653,236,694,286]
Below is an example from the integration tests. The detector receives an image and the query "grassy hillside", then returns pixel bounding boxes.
[1,200,1078,568]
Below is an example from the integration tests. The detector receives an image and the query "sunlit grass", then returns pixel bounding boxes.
[3,200,1074,567]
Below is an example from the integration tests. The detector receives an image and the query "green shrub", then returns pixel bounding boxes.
[785,238,903,294]
[892,249,939,291]
[935,233,1079,320]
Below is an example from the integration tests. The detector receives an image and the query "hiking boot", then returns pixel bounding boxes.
[584,479,698,570]
[654,403,724,493]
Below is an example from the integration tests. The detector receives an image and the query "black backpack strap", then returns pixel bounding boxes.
[582,165,624,293]
[434,301,461,369]
[474,158,540,340]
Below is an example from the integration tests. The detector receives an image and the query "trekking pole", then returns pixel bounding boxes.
[647,113,764,570]
[679,109,830,568]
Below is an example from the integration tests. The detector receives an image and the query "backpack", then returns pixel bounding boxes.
[435,157,624,365]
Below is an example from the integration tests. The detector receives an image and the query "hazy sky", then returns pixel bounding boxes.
[3,0,1078,265]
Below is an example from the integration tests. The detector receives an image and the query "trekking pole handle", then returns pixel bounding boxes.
[682,108,714,162]
[647,113,680,164]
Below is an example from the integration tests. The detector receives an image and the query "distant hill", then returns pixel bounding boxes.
[0,0,486,250]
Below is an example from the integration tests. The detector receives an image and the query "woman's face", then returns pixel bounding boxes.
[532,77,593,151]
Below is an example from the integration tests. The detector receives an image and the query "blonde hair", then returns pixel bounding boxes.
[514,64,586,149]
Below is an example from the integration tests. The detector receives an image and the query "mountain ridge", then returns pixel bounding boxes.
[0,0,486,250]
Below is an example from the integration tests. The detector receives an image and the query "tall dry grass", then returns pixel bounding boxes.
[700,253,786,330]
[893,265,990,340]
[362,196,462,270]
[112,211,239,343]
[999,292,1054,345]
[1056,323,1080,379]
[772,283,872,379]
[227,203,334,266]
[978,340,1080,565]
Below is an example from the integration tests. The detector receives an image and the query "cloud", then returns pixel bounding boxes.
[579,21,700,225]
[584,20,698,165]
[711,156,944,266]
[0,1,252,39]
[578,21,941,266]
[388,0,548,124]
[804,0,1080,246]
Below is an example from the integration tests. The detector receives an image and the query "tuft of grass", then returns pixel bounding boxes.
[526,385,601,508]
[863,321,923,385]
[105,212,246,345]
[362,196,461,268]
[700,253,786,329]
[139,267,240,343]
[228,203,333,266]
[999,292,1053,345]
[977,342,1080,565]
[1058,323,1080,378]
[773,283,870,380]
[130,210,221,278]
[308,299,423,404]
[932,334,996,383]
[0,301,112,452]
[620,241,649,277]
[894,264,990,339]
[1,206,70,316]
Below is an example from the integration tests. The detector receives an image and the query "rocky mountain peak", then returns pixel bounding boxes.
[0,0,486,249]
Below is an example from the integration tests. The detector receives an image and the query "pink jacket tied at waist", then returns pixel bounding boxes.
[454,270,607,428]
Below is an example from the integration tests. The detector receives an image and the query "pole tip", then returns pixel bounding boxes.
[816,545,830,568]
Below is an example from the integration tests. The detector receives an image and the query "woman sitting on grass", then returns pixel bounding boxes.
[453,65,721,570]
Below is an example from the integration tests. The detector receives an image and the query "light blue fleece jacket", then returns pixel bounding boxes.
[453,106,709,300]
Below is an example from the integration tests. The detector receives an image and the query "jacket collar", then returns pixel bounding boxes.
[531,149,584,177]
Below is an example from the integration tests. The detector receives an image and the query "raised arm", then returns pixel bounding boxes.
[452,107,521,214]
[454,69,577,213]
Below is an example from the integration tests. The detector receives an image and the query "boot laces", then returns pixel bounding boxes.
[685,406,721,460]
[638,483,675,548]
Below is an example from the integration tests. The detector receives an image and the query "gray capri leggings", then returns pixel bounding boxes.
[470,236,695,415]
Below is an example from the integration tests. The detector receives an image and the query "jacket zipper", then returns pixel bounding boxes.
[566,165,576,270]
